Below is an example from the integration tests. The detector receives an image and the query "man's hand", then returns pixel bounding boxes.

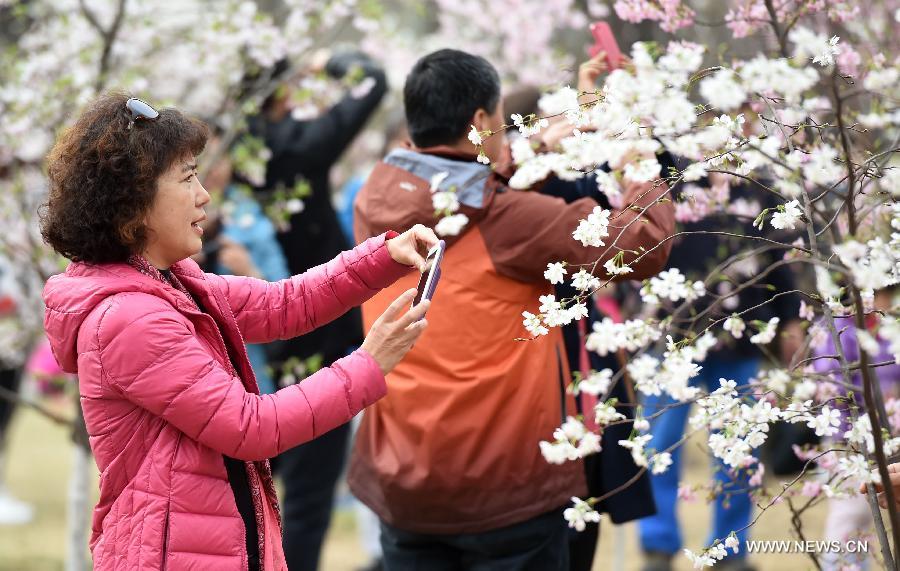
[860,463,900,509]
[386,224,439,272]
[538,120,582,151]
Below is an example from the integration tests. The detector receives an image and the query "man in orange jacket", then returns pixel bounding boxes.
[350,49,675,569]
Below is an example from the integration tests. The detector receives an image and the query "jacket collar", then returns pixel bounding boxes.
[412,143,516,186]
[66,257,211,316]
[384,147,491,209]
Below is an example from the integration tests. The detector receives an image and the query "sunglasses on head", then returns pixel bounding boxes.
[125,98,159,130]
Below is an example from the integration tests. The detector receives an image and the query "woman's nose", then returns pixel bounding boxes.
[196,180,211,207]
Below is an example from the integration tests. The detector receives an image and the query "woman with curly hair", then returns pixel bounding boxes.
[40,92,435,571]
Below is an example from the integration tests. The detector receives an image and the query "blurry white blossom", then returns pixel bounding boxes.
[750,317,780,345]
[435,214,469,236]
[770,200,803,230]
[563,497,601,532]
[544,262,568,285]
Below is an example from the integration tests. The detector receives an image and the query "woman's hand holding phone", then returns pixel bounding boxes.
[361,289,430,375]
[386,224,439,271]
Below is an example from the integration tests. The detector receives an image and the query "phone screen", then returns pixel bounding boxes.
[413,250,438,307]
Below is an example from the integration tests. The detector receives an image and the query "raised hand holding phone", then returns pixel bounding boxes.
[386,223,439,272]
[587,21,623,70]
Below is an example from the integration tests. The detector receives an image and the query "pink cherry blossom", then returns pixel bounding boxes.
[748,463,765,487]
[801,480,823,498]
[614,0,695,33]
[837,46,862,76]
[677,483,698,502]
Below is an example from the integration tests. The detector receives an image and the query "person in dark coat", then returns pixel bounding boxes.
[501,72,661,571]
[248,50,388,571]
[540,167,664,571]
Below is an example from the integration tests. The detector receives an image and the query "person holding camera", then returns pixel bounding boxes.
[40,92,436,571]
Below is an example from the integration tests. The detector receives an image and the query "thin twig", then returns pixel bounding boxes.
[0,385,74,427]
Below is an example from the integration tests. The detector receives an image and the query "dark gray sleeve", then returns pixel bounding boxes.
[277,52,388,170]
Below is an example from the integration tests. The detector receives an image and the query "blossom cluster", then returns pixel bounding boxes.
[627,334,715,401]
[520,3,900,570]
[614,0,695,33]
[539,415,605,464]
[639,268,706,306]
[585,317,662,356]
[429,171,471,237]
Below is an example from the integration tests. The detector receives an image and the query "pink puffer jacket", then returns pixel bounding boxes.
[43,233,408,570]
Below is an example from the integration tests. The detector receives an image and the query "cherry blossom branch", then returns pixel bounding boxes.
[553,230,815,339]
[685,289,811,351]
[812,66,900,563]
[684,255,813,319]
[0,385,73,427]
[849,285,900,561]
[784,496,823,571]
[763,0,790,57]
[588,424,707,505]
[731,449,843,541]
[78,0,127,93]
[829,72,894,433]
[811,142,900,208]
[595,230,811,291]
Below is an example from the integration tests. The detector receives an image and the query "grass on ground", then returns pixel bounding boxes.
[0,402,869,571]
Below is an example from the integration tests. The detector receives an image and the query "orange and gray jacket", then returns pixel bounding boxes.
[349,146,675,534]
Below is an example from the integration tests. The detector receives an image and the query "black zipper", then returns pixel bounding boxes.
[162,434,182,570]
[161,508,171,571]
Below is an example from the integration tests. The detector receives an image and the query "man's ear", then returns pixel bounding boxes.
[471,108,489,132]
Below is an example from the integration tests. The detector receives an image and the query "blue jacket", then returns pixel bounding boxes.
[216,186,290,394]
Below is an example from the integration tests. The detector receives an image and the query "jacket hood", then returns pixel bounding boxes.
[355,146,500,241]
[43,259,201,373]
[384,148,492,207]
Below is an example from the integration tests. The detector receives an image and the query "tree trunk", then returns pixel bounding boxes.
[66,393,91,571]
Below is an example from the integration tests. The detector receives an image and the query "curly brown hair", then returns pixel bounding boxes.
[41,92,209,263]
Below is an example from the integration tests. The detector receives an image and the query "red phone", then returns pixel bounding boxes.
[0,295,14,317]
[588,21,623,71]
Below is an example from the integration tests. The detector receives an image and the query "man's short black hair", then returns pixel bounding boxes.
[404,49,501,148]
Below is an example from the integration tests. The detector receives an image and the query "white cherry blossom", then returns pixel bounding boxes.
[808,405,842,437]
[544,262,567,285]
[563,497,601,532]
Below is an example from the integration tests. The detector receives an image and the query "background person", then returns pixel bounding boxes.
[817,286,900,570]
[638,166,803,571]
[247,50,389,571]
[0,260,34,526]
[199,132,291,395]
[503,54,660,571]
